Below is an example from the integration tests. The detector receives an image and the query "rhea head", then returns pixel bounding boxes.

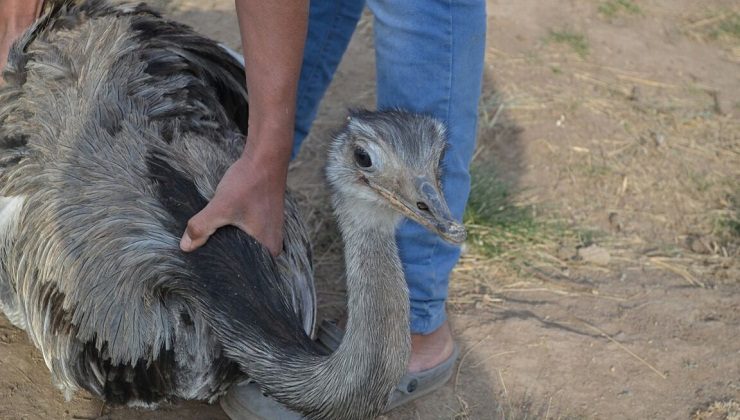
[326,109,466,244]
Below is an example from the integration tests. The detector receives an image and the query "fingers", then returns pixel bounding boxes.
[180,203,223,252]
[180,206,283,256]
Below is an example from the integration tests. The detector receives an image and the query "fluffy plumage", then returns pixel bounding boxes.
[0,1,461,419]
[0,0,313,405]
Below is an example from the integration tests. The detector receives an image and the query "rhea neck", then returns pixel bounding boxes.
[230,192,412,419]
[304,193,411,417]
[331,193,411,372]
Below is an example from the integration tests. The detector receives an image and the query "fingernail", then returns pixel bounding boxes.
[180,234,191,252]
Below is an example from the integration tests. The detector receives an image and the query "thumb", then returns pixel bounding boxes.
[180,203,224,252]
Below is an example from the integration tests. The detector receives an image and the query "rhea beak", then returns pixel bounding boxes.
[370,176,467,245]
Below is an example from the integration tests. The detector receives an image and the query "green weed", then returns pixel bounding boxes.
[464,167,540,257]
[712,13,740,40]
[599,0,642,19]
[462,165,563,261]
[714,190,740,248]
[688,12,740,43]
[547,29,590,58]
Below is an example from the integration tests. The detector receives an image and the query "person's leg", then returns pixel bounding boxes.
[222,1,485,415]
[291,0,366,159]
[367,0,486,366]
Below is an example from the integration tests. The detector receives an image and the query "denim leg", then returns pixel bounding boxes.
[367,0,487,334]
[292,0,366,159]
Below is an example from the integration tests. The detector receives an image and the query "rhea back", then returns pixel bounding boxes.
[0,2,312,367]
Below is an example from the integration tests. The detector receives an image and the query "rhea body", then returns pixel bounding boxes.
[0,1,464,419]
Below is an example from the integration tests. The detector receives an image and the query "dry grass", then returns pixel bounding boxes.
[493,34,736,278]
[685,11,740,42]
[446,1,740,323]
[683,9,740,64]
[692,400,740,420]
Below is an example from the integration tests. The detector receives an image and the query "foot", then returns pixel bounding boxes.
[332,317,455,374]
[409,320,455,372]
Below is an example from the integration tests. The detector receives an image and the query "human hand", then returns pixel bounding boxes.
[180,0,305,257]
[179,151,287,257]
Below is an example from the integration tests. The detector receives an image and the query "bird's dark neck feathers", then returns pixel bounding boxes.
[149,155,408,419]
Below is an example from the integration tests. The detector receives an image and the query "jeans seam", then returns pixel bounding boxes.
[427,0,454,286]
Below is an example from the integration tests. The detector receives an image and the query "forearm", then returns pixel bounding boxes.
[0,0,42,24]
[235,0,308,188]
[0,0,43,71]
[0,0,42,37]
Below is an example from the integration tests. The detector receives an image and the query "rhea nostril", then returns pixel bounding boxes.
[417,202,430,212]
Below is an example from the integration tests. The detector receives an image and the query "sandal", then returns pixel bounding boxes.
[220,379,303,420]
[220,320,459,419]
[318,320,460,412]
[386,340,460,411]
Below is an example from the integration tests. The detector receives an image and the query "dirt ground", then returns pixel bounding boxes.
[1,0,739,419]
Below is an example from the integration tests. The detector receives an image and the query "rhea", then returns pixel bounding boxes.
[0,1,465,419]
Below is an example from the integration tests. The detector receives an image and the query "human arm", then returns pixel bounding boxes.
[0,0,43,76]
[180,0,308,256]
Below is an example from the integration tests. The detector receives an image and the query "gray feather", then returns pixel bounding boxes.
[0,0,313,405]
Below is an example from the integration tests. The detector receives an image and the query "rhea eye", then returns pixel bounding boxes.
[353,147,372,168]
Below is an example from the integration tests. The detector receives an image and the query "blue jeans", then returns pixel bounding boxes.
[293,0,486,335]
